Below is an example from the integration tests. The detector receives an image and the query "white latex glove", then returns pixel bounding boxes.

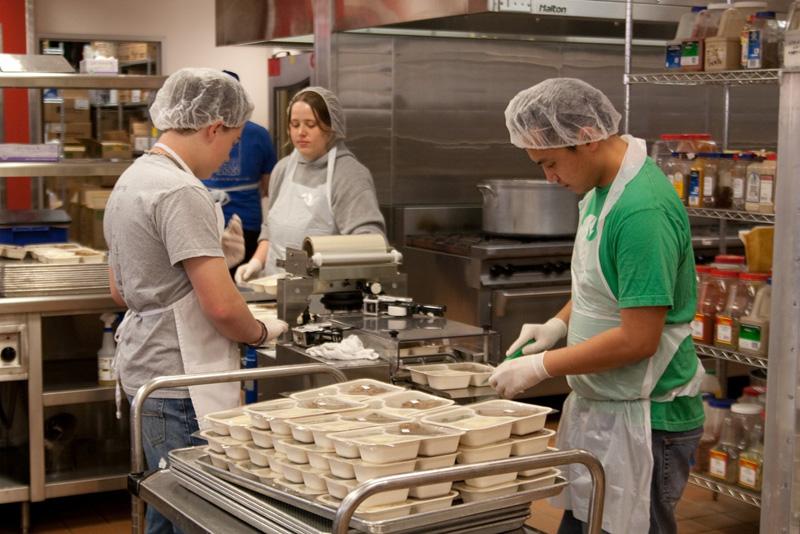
[262,318,289,343]
[235,257,264,284]
[489,352,550,399]
[222,214,245,268]
[505,317,567,357]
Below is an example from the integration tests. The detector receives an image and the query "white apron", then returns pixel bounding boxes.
[264,147,338,275]
[551,136,703,533]
[114,142,240,425]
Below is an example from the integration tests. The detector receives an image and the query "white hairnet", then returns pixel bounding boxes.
[289,86,346,140]
[149,68,254,131]
[505,78,621,150]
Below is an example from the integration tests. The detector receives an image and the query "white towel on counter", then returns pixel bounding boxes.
[306,335,380,361]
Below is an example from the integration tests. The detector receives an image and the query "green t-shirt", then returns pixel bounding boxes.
[581,156,704,432]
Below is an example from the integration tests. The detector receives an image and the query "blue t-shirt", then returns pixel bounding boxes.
[203,121,277,231]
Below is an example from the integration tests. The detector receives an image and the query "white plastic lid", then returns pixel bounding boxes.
[733,1,768,8]
[707,2,732,10]
[731,402,763,415]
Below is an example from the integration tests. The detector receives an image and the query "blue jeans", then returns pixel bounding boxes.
[131,396,204,534]
[557,426,703,534]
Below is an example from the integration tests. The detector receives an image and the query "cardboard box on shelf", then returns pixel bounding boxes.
[61,144,88,159]
[60,89,90,102]
[79,57,119,74]
[117,42,158,62]
[82,139,132,161]
[102,130,129,143]
[80,206,106,250]
[43,98,91,123]
[44,122,93,143]
[118,89,146,104]
[91,41,118,59]
[129,120,151,137]
[80,187,113,210]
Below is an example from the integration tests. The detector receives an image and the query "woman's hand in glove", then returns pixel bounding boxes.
[221,214,245,268]
[489,352,551,399]
[234,257,264,284]
[505,317,567,357]
[263,318,289,342]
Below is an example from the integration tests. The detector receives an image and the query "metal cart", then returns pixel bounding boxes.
[127,364,606,534]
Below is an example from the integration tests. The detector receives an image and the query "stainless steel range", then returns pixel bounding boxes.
[403,234,574,364]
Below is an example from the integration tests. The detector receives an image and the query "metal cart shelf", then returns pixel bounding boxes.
[0,72,165,89]
[626,69,780,86]
[685,208,775,225]
[0,160,132,178]
[688,473,761,508]
[694,343,768,370]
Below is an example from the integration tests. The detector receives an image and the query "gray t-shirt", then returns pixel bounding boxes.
[258,141,385,242]
[104,153,223,398]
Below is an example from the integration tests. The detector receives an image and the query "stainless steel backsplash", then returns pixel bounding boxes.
[333,33,779,209]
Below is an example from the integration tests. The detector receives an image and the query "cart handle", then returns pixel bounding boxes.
[333,448,606,534]
[129,363,348,534]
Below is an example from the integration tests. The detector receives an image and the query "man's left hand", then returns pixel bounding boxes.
[222,214,246,268]
[489,352,551,399]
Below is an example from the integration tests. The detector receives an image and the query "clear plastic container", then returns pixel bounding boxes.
[738,421,764,491]
[709,414,741,483]
[711,255,747,272]
[715,153,734,208]
[739,279,771,356]
[731,402,762,442]
[701,153,721,208]
[693,269,731,345]
[688,156,705,207]
[714,272,746,348]
[667,152,692,204]
[745,154,777,213]
[746,11,780,69]
[694,395,734,473]
[731,153,754,210]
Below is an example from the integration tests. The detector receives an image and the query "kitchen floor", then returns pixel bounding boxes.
[0,484,762,534]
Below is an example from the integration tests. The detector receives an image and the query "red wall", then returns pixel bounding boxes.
[1,0,32,209]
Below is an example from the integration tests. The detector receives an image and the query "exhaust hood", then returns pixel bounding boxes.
[216,0,712,47]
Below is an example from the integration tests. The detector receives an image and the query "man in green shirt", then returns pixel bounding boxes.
[489,78,704,534]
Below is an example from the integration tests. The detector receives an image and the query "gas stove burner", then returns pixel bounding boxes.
[489,261,571,278]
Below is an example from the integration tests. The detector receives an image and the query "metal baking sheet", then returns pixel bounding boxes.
[169,446,565,534]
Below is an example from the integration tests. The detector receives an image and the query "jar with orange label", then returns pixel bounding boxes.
[693,268,727,345]
[714,271,745,348]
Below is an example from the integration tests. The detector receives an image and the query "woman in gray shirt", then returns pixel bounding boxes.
[235,87,385,281]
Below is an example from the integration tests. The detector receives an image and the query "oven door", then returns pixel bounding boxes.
[491,286,572,397]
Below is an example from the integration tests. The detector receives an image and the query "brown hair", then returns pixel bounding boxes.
[288,91,332,133]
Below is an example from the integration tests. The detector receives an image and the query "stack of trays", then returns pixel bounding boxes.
[199,380,560,521]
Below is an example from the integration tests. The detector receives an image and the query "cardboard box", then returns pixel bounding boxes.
[61,143,88,159]
[80,187,113,209]
[91,41,118,59]
[129,120,151,137]
[118,89,145,104]
[45,122,93,143]
[117,42,158,62]
[102,130,129,143]
[80,206,107,250]
[83,139,132,161]
[60,89,90,100]
[80,57,119,74]
[43,98,91,123]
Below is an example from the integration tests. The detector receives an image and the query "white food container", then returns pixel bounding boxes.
[415,452,458,471]
[306,450,331,471]
[406,364,448,386]
[354,500,414,521]
[277,438,333,465]
[288,414,341,443]
[426,370,472,390]
[380,391,455,418]
[322,475,410,507]
[387,422,464,457]
[448,362,494,386]
[328,427,422,464]
[245,443,276,467]
[517,468,561,491]
[290,379,406,401]
[267,452,288,473]
[410,452,459,498]
[205,409,247,436]
[470,399,551,435]
[297,464,331,491]
[199,429,237,454]
[352,458,417,483]
[409,490,459,513]
[274,457,305,484]
[453,480,520,503]
[289,385,340,400]
[421,408,514,447]
[463,471,518,489]
[255,467,279,484]
[244,397,366,434]
[205,448,228,469]
[510,428,555,456]
[457,440,513,464]
[229,460,267,481]
[324,453,357,479]
[249,427,275,449]
[275,477,326,496]
[221,440,253,461]
[519,466,551,477]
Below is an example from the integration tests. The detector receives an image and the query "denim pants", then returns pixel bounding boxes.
[557,426,703,534]
[130,395,204,534]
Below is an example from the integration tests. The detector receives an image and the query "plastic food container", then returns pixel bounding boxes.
[267,452,288,474]
[405,364,472,390]
[306,450,331,471]
[463,471,518,489]
[469,400,551,435]
[446,363,495,386]
[324,453,357,479]
[409,490,459,514]
[457,440,514,464]
[411,453,458,499]
[327,427,422,463]
[509,429,555,456]
[421,408,514,447]
[298,464,330,491]
[199,429,238,454]
[453,480,520,503]
[379,391,455,418]
[206,448,229,469]
[274,477,326,496]
[352,457,417,483]
[245,443,277,467]
[248,427,276,449]
[221,440,253,461]
[274,457,305,484]
[415,452,458,471]
[296,410,411,449]
[227,460,260,481]
[255,467,279,484]
[276,438,333,465]
[290,379,406,401]
[288,414,341,443]
[517,468,561,491]
[384,422,465,456]
[205,409,249,436]
[322,475,410,506]
[317,494,414,521]
[244,397,367,435]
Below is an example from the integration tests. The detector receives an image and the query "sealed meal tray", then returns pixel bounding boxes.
[243,396,367,434]
[290,378,406,401]
[469,399,552,435]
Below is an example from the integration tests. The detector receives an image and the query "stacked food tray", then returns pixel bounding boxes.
[172,379,565,533]
[0,259,109,296]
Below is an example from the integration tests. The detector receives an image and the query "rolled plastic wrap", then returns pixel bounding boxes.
[303,234,402,267]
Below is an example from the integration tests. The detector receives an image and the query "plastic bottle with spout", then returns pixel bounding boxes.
[98,313,117,386]
[738,278,771,356]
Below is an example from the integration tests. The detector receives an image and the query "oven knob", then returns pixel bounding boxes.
[0,346,16,363]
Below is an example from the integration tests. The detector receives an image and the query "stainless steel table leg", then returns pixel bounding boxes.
[21,501,30,534]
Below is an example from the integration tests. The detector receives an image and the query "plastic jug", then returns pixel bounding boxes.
[738,280,771,356]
